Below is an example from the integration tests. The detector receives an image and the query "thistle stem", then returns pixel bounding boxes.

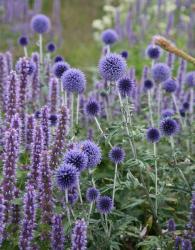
[157,84,162,122]
[94,116,112,147]
[65,190,71,226]
[153,143,158,216]
[148,90,154,126]
[118,91,136,159]
[170,136,177,165]
[23,46,28,57]
[71,94,74,135]
[76,95,80,125]
[112,163,118,202]
[77,180,83,204]
[39,34,43,64]
[172,93,183,126]
[87,202,93,225]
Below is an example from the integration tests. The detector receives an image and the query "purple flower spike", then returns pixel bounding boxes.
[71,218,87,250]
[49,77,59,114]
[0,193,5,246]
[41,106,49,149]
[26,115,35,152]
[50,106,69,169]
[29,125,43,188]
[51,214,65,250]
[2,128,18,222]
[31,53,40,110]
[39,150,53,225]
[6,71,19,125]
[5,51,13,73]
[167,218,176,232]
[0,53,8,112]
[19,184,37,250]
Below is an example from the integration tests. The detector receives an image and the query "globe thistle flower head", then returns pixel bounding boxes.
[56,164,78,190]
[18,36,29,47]
[62,68,86,94]
[97,196,113,214]
[146,44,161,59]
[46,42,56,53]
[118,77,134,97]
[185,71,195,87]
[85,98,100,117]
[52,61,70,79]
[54,55,64,63]
[86,187,100,203]
[101,29,118,45]
[64,149,88,172]
[31,14,51,34]
[161,109,174,119]
[146,127,160,143]
[167,218,176,232]
[49,114,58,126]
[109,146,125,164]
[163,78,177,93]
[152,63,171,83]
[120,50,128,59]
[80,140,102,169]
[99,53,127,81]
[144,79,154,90]
[179,108,186,117]
[160,118,179,136]
[183,102,189,110]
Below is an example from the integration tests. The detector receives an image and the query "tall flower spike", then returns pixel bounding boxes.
[26,115,35,152]
[51,214,65,250]
[6,71,19,125]
[49,77,59,114]
[29,124,43,188]
[11,113,21,149]
[17,57,30,143]
[39,150,53,226]
[2,128,18,222]
[50,106,69,169]
[0,53,8,112]
[0,193,5,246]
[41,106,49,149]
[31,52,40,111]
[19,184,36,250]
[71,218,87,250]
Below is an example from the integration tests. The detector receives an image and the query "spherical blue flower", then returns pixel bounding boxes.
[97,196,113,214]
[46,42,56,53]
[183,102,189,110]
[101,29,118,45]
[86,187,100,203]
[54,55,64,63]
[160,118,179,136]
[146,127,160,143]
[144,79,154,90]
[163,78,177,93]
[109,146,125,164]
[146,45,161,59]
[80,140,102,169]
[179,108,185,117]
[52,61,70,79]
[99,53,127,81]
[85,98,100,117]
[64,149,88,172]
[185,71,195,87]
[18,36,29,47]
[56,164,78,190]
[120,50,128,59]
[31,14,51,34]
[161,109,174,119]
[49,114,58,126]
[152,63,171,83]
[118,77,134,97]
[62,68,86,94]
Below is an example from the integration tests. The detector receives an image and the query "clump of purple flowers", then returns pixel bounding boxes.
[71,218,87,250]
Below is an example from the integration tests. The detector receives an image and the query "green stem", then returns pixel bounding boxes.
[77,180,83,204]
[87,202,93,225]
[112,163,118,202]
[24,46,28,57]
[94,116,112,147]
[153,143,158,216]
[65,190,71,226]
[172,93,183,127]
[71,93,74,135]
[148,90,154,126]
[157,84,162,122]
[39,34,43,64]
[76,94,80,125]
